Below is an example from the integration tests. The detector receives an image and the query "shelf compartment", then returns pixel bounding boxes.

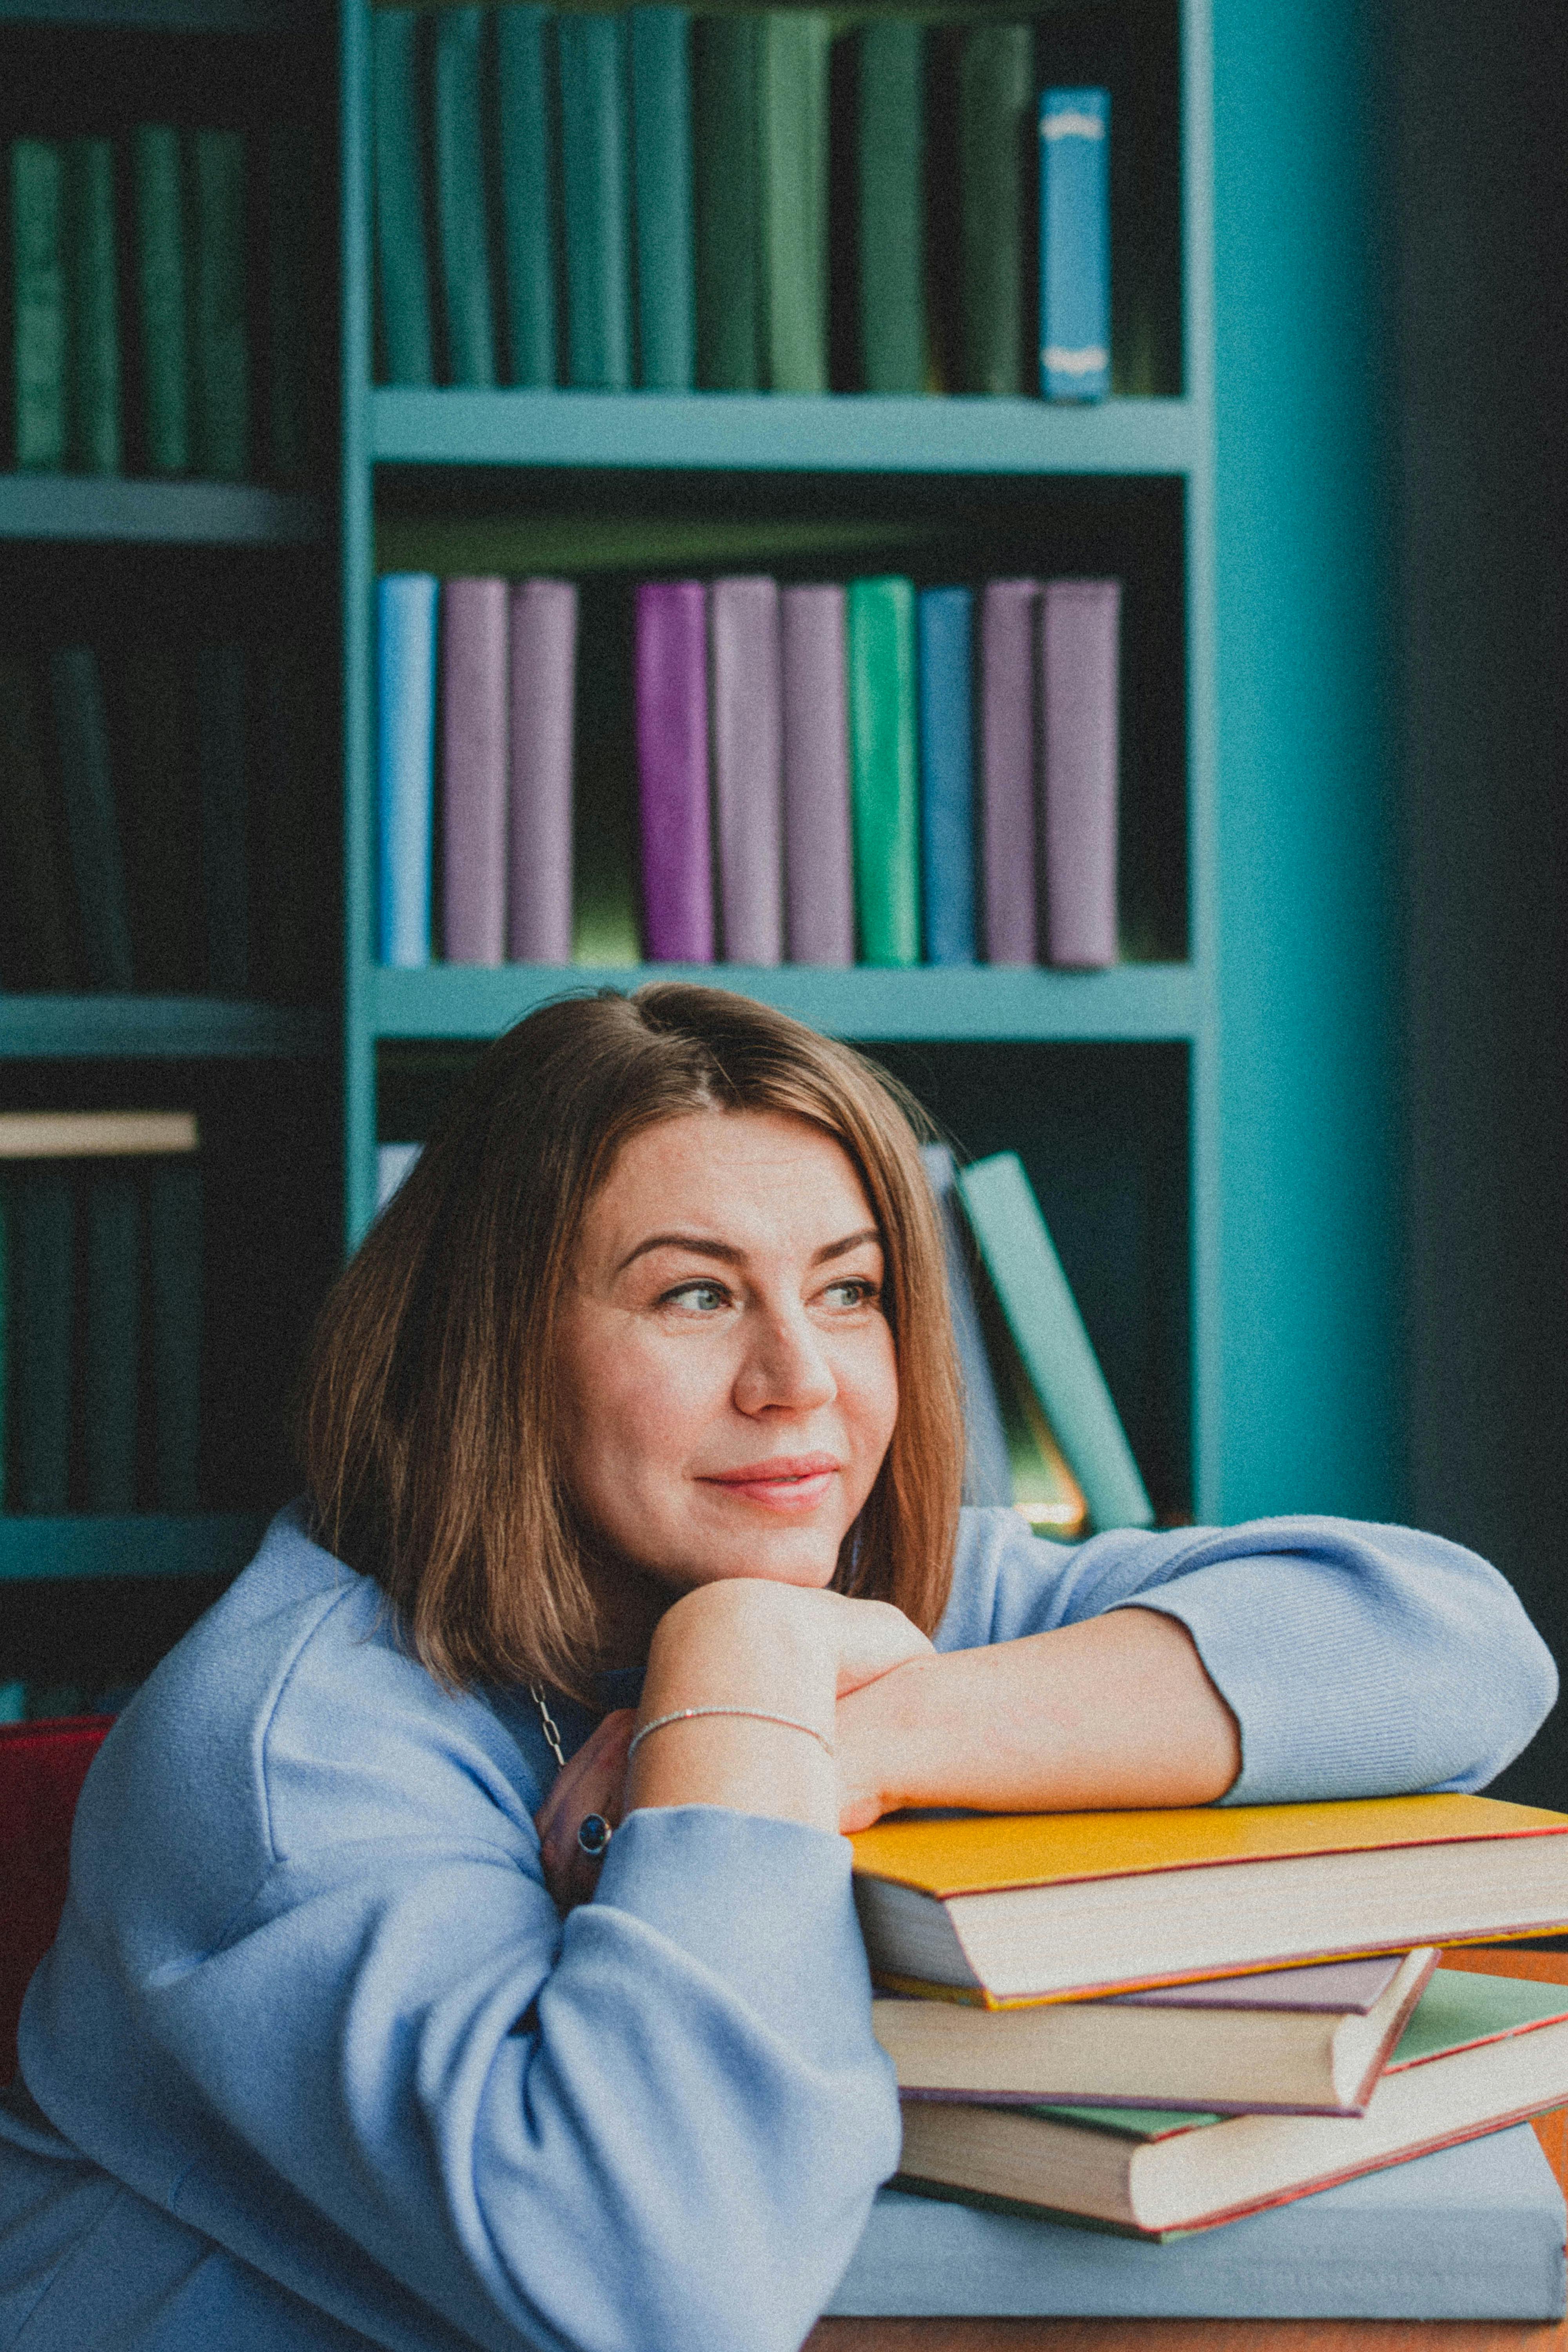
[0,1512,267,1582]
[0,998,330,1060]
[0,475,323,546]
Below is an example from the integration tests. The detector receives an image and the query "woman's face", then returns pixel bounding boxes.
[557,1107,898,1601]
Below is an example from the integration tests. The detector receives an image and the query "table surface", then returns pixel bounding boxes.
[806,1948,1568,2352]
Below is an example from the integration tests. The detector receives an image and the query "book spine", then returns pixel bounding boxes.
[958,24,1034,396]
[65,139,121,475]
[1042,579,1120,967]
[1040,87,1110,402]
[195,643,249,996]
[918,586,976,965]
[377,574,437,967]
[441,577,509,965]
[847,575,921,966]
[265,123,311,483]
[432,5,498,387]
[759,10,831,394]
[147,1158,202,1513]
[46,646,134,992]
[249,638,309,1003]
[82,1167,142,1513]
[119,642,198,993]
[979,578,1039,965]
[371,8,436,385]
[630,6,696,391]
[635,580,713,962]
[780,583,854,966]
[858,20,924,394]
[377,1141,423,1212]
[710,576,784,964]
[495,4,559,388]
[557,12,633,392]
[507,577,577,962]
[920,1143,1013,1508]
[14,1167,74,1514]
[693,14,760,390]
[131,126,189,475]
[189,128,250,480]
[11,140,66,470]
[0,654,79,988]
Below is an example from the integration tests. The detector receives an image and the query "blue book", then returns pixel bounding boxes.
[1038,86,1110,401]
[377,574,438,967]
[630,8,696,389]
[557,14,633,391]
[917,586,976,965]
[496,5,558,387]
[432,6,498,385]
[376,1142,423,1212]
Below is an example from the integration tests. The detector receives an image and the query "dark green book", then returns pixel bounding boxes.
[371,6,435,384]
[252,638,323,1004]
[557,12,633,390]
[432,5,497,386]
[693,13,760,390]
[846,575,920,966]
[13,1167,75,1514]
[265,122,310,483]
[65,139,121,475]
[47,647,134,993]
[119,640,198,993]
[759,10,831,393]
[0,654,79,990]
[858,20,924,393]
[147,1157,202,1512]
[495,4,558,387]
[82,1167,141,1514]
[195,643,248,995]
[131,125,189,475]
[11,140,66,470]
[189,128,250,479]
[630,7,695,390]
[958,22,1034,396]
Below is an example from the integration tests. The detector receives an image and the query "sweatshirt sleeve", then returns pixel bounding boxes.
[940,1508,1558,1804]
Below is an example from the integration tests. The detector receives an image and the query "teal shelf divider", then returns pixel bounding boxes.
[0,1515,269,1583]
[0,998,332,1060]
[0,0,285,25]
[0,475,322,545]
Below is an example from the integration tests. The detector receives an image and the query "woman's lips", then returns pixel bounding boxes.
[699,1455,840,1510]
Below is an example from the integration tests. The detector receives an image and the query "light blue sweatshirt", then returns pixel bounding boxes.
[0,1505,1555,2352]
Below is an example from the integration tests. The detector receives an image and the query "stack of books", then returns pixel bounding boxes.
[372,4,1109,401]
[850,1796,1568,2241]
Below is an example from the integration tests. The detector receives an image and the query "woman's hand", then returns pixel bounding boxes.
[535,1706,635,1913]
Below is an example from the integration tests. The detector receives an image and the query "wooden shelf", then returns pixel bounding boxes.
[0,474,322,545]
[0,1514,268,1583]
[0,997,332,1061]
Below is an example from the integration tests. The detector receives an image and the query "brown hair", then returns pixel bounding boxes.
[298,984,964,1701]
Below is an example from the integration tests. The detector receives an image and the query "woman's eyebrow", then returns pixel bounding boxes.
[614,1226,882,1276]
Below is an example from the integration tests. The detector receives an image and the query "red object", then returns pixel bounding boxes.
[0,1716,112,2087]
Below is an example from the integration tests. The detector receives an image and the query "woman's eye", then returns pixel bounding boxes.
[823,1278,879,1310]
[663,1280,731,1314]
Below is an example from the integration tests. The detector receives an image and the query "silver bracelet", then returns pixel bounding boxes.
[627,1706,835,1762]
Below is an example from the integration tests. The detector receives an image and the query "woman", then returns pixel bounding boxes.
[0,985,1555,2352]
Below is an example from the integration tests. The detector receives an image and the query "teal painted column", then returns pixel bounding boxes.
[1210,4,1402,1521]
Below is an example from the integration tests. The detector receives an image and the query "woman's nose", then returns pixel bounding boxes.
[731,1306,837,1416]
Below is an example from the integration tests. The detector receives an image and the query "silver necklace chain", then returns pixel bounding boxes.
[529,1682,567,1773]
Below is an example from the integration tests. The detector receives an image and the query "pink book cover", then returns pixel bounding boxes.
[980,578,1039,965]
[635,580,714,962]
[1042,577,1121,967]
[781,584,854,965]
[441,577,509,964]
[710,575,783,965]
[507,579,578,962]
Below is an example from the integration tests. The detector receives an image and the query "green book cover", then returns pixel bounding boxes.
[189,128,250,480]
[0,653,80,989]
[630,7,696,391]
[11,139,66,470]
[371,6,435,385]
[131,125,189,475]
[496,4,559,387]
[432,5,497,386]
[265,123,310,483]
[47,646,135,993]
[65,139,122,474]
[557,12,633,391]
[758,10,831,394]
[957,22,1034,396]
[956,1150,1154,1531]
[147,1157,203,1513]
[693,13,760,391]
[82,1168,142,1514]
[846,575,920,966]
[14,1167,75,1515]
[858,19,924,394]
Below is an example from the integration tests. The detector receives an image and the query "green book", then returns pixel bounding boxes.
[758,10,831,393]
[11,139,66,470]
[131,125,189,475]
[195,642,249,996]
[557,12,633,391]
[846,575,920,966]
[119,640,198,993]
[630,7,696,390]
[0,653,79,989]
[371,6,435,385]
[858,20,924,393]
[432,5,497,386]
[82,1168,142,1514]
[47,646,134,993]
[957,22,1034,396]
[65,139,121,474]
[14,1167,75,1515]
[147,1158,203,1512]
[496,4,559,387]
[189,128,250,480]
[265,123,310,483]
[693,13,760,390]
[955,1150,1154,1532]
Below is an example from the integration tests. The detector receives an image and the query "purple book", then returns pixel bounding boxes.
[1042,577,1121,967]
[507,578,578,962]
[781,584,854,965]
[441,577,508,964]
[979,578,1040,964]
[635,580,713,962]
[710,575,783,964]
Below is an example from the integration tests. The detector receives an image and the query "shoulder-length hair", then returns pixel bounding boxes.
[298,984,965,1702]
